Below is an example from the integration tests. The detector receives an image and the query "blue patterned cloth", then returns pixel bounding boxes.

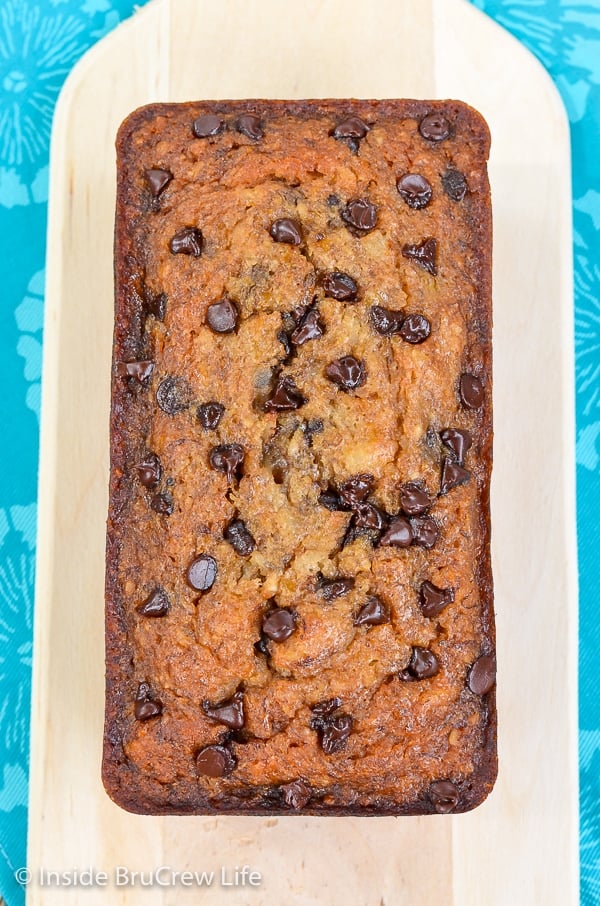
[0,1,597,903]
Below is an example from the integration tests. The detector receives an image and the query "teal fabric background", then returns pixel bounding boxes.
[0,0,597,903]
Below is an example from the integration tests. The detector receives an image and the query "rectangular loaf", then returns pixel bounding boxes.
[104,99,495,816]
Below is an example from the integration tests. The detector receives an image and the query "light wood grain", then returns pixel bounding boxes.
[29,0,578,903]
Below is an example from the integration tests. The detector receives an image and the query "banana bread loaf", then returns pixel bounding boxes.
[103,98,495,815]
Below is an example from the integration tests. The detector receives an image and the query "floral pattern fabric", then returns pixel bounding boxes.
[0,1,598,903]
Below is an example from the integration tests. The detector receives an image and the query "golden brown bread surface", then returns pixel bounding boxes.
[104,99,495,815]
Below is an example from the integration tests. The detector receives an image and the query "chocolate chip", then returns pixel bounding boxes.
[402,238,437,276]
[339,473,374,507]
[135,681,151,699]
[309,700,352,756]
[318,490,346,511]
[186,554,218,591]
[400,314,431,344]
[319,576,355,600]
[270,218,302,245]
[150,492,174,515]
[209,443,245,482]
[262,608,296,641]
[254,635,271,657]
[292,304,311,324]
[156,375,191,414]
[459,373,484,409]
[137,453,162,488]
[369,306,428,344]
[397,173,432,209]
[419,581,454,618]
[196,744,236,778]
[407,646,439,679]
[169,227,203,256]
[225,518,255,556]
[440,457,471,495]
[468,653,496,695]
[332,116,369,140]
[399,482,432,516]
[236,113,263,140]
[264,375,306,411]
[325,356,365,390]
[145,168,172,197]
[117,360,154,383]
[133,699,162,721]
[429,780,459,813]
[291,309,324,345]
[277,328,293,358]
[198,401,225,430]
[380,517,413,548]
[311,698,342,721]
[206,298,238,333]
[136,587,170,618]
[322,271,358,302]
[353,502,387,530]
[410,516,439,549]
[327,193,340,206]
[440,428,472,464]
[280,779,312,809]
[442,169,468,201]
[369,305,404,336]
[354,595,390,626]
[145,290,167,321]
[320,714,353,754]
[341,198,377,232]
[202,691,245,729]
[331,117,368,153]
[419,112,451,142]
[134,682,162,720]
[192,113,224,138]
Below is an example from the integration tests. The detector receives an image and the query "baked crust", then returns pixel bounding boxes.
[104,99,495,815]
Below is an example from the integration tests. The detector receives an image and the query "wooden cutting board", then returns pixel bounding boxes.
[29,0,579,903]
